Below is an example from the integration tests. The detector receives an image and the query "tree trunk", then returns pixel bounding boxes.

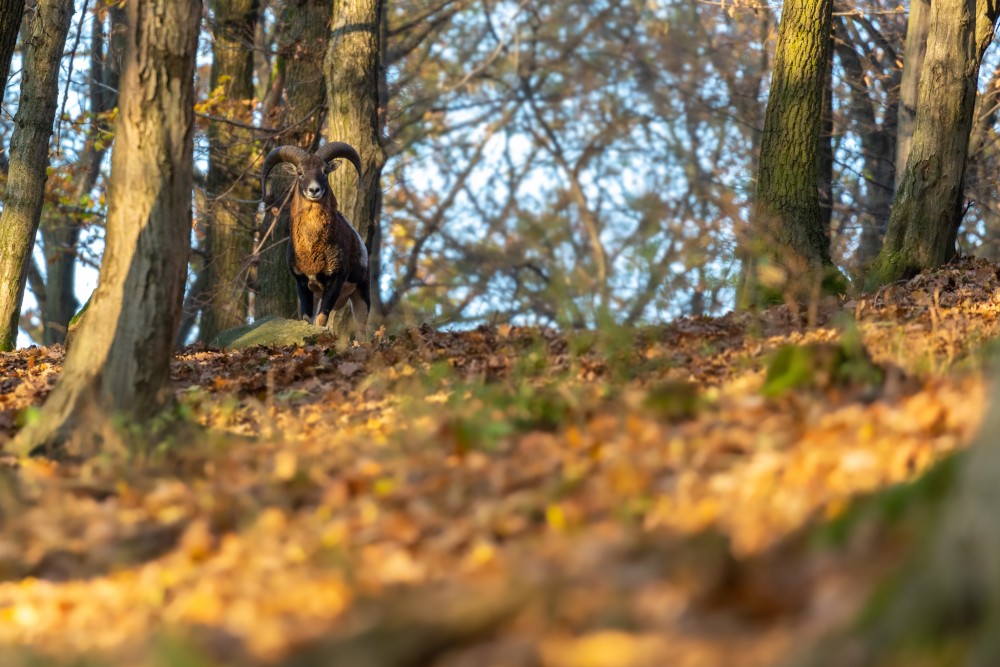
[0,0,25,94]
[866,0,998,289]
[14,0,201,455]
[325,0,387,332]
[966,60,1000,260]
[837,20,899,271]
[818,32,834,243]
[200,0,260,343]
[795,374,1000,666]
[255,0,331,320]
[734,11,773,312]
[39,4,125,346]
[737,0,840,308]
[896,0,930,189]
[0,0,74,352]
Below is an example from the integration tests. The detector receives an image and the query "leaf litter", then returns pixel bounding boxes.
[0,257,999,665]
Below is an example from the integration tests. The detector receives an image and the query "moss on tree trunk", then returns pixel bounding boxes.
[0,0,74,351]
[737,0,842,308]
[200,0,260,342]
[895,0,930,191]
[15,0,201,455]
[325,0,387,334]
[256,0,331,320]
[866,0,998,290]
[795,378,1000,666]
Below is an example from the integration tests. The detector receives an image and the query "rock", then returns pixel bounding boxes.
[210,316,332,350]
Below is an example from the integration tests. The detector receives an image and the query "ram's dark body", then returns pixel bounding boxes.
[261,142,369,331]
[288,190,370,326]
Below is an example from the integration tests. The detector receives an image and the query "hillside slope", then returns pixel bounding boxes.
[0,257,999,666]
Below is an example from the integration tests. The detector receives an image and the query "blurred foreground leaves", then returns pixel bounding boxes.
[0,258,998,665]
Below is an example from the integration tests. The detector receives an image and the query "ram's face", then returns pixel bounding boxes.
[296,159,331,202]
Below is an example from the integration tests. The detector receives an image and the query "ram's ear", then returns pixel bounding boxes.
[323,161,342,175]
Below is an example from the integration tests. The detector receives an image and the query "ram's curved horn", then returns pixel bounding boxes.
[314,142,363,188]
[260,145,311,198]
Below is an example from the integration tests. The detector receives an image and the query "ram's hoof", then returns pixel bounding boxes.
[314,313,328,328]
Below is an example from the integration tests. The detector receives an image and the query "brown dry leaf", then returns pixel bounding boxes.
[337,361,364,377]
[0,260,998,666]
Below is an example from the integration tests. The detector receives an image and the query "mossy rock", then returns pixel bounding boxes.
[761,335,883,398]
[64,294,93,349]
[210,316,332,350]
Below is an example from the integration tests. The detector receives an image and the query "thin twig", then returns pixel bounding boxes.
[195,103,322,137]
[56,0,91,151]
[253,185,294,257]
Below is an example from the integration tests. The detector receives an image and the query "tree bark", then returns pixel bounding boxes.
[734,11,773,311]
[0,0,25,95]
[896,0,930,189]
[837,20,899,271]
[795,374,1000,666]
[0,0,74,352]
[255,0,331,320]
[737,0,840,308]
[867,0,998,289]
[39,4,125,346]
[14,0,201,455]
[965,60,1000,260]
[325,0,387,332]
[200,0,260,342]
[818,29,834,243]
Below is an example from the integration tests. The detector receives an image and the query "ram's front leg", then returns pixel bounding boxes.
[294,274,315,322]
[314,273,347,328]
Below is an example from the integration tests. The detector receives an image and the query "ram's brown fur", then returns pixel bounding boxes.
[289,190,346,279]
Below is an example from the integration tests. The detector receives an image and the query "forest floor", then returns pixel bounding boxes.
[1,257,999,666]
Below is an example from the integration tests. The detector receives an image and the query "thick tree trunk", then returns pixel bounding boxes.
[0,0,73,352]
[867,0,998,289]
[40,4,125,346]
[896,0,930,189]
[255,0,331,320]
[737,0,840,308]
[975,0,999,55]
[14,0,201,455]
[796,376,1000,666]
[0,0,25,94]
[325,0,387,332]
[200,0,260,342]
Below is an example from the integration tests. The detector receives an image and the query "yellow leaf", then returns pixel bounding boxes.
[274,451,298,481]
[546,504,567,532]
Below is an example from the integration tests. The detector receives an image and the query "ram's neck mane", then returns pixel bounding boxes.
[290,190,337,239]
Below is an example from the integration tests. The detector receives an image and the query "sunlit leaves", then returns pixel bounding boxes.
[0,259,996,662]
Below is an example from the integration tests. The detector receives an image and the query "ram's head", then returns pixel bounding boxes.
[261,142,363,204]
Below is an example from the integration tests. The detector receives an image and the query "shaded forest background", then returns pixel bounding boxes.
[7,0,998,345]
